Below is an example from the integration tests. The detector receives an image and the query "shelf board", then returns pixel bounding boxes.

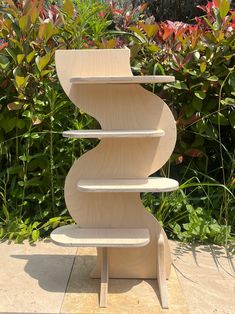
[50,225,150,247]
[70,75,175,84]
[63,129,165,139]
[77,177,179,193]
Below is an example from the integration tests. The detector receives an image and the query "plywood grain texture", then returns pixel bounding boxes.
[70,75,175,84]
[54,49,178,308]
[51,225,150,247]
[63,129,165,138]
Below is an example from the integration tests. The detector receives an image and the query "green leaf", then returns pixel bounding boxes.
[186,204,194,212]
[213,7,222,30]
[211,113,229,126]
[184,104,195,117]
[38,22,57,43]
[129,43,141,59]
[2,204,10,221]
[19,154,30,162]
[30,133,40,139]
[147,44,159,52]
[26,51,36,63]
[229,110,235,128]
[41,69,51,77]
[0,54,10,69]
[208,75,219,82]
[129,26,147,42]
[9,38,23,51]
[205,125,218,139]
[228,73,235,88]
[16,119,25,129]
[183,223,190,230]
[49,217,59,223]
[192,96,202,111]
[221,97,235,106]
[141,24,158,38]
[1,117,17,132]
[153,63,165,75]
[200,62,206,73]
[0,227,4,238]
[30,6,39,23]
[194,91,206,100]
[210,224,221,233]
[168,80,188,90]
[35,53,51,72]
[7,165,23,174]
[19,15,30,32]
[17,54,24,65]
[219,0,230,19]
[173,223,181,234]
[15,75,26,88]
[63,0,74,16]
[22,110,32,119]
[5,47,17,63]
[32,229,40,242]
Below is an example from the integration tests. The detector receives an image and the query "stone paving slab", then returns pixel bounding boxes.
[170,241,235,314]
[0,239,234,314]
[0,240,77,314]
[60,247,188,314]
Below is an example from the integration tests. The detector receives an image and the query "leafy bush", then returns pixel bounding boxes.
[122,0,235,244]
[0,0,112,242]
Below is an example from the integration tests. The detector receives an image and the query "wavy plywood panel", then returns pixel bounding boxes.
[55,49,177,281]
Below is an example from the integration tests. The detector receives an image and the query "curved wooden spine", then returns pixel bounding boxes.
[55,49,178,306]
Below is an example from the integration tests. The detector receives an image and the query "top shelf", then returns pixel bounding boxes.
[70,75,175,84]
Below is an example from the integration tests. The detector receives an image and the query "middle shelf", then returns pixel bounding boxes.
[77,178,179,193]
[63,129,165,139]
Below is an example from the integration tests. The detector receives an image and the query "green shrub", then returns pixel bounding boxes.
[124,0,235,244]
[0,0,112,242]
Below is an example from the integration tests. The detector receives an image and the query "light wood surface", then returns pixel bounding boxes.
[77,178,179,193]
[157,233,168,309]
[100,248,109,307]
[63,129,165,138]
[70,75,175,84]
[51,225,150,247]
[55,49,176,281]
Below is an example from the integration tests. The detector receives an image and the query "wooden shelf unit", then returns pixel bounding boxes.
[53,49,179,310]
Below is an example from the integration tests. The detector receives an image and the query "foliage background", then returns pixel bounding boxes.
[0,0,234,245]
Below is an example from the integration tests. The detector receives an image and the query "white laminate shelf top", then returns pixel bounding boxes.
[77,177,179,193]
[70,75,175,84]
[50,225,150,247]
[63,129,165,138]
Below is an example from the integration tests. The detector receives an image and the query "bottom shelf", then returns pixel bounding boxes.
[51,225,150,248]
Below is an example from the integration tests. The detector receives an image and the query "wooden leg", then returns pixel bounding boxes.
[100,247,109,308]
[157,233,169,309]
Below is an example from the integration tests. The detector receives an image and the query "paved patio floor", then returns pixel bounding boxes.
[0,239,234,314]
